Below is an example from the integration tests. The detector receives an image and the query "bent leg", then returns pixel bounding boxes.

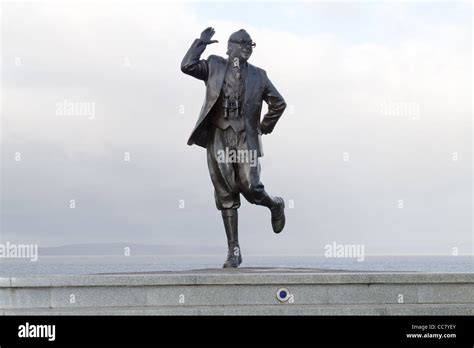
[235,158,278,208]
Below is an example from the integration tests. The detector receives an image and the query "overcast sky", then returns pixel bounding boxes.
[1,1,472,255]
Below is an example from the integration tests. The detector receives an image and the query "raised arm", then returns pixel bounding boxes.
[181,27,218,81]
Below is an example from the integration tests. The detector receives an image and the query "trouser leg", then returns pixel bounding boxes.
[233,144,278,209]
[206,127,241,210]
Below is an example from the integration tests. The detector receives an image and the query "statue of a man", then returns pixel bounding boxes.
[181,27,286,268]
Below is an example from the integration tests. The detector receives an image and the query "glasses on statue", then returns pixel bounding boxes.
[229,39,256,49]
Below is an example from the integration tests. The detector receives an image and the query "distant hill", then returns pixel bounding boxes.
[39,243,223,256]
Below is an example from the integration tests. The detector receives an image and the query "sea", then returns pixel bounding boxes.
[0,255,472,277]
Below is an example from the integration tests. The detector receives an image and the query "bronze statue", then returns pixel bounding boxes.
[181,27,286,268]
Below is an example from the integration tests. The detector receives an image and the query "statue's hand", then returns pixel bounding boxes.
[260,124,272,135]
[200,27,218,45]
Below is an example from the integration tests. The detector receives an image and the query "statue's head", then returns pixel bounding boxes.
[227,29,255,62]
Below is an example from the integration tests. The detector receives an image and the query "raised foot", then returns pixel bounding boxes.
[271,197,285,234]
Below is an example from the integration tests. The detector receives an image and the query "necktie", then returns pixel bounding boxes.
[231,58,241,117]
[233,58,241,82]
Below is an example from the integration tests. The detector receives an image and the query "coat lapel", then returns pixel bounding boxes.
[245,63,257,105]
[195,58,228,127]
[211,59,228,99]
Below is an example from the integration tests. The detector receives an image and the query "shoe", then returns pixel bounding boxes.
[223,244,243,268]
[270,197,285,233]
